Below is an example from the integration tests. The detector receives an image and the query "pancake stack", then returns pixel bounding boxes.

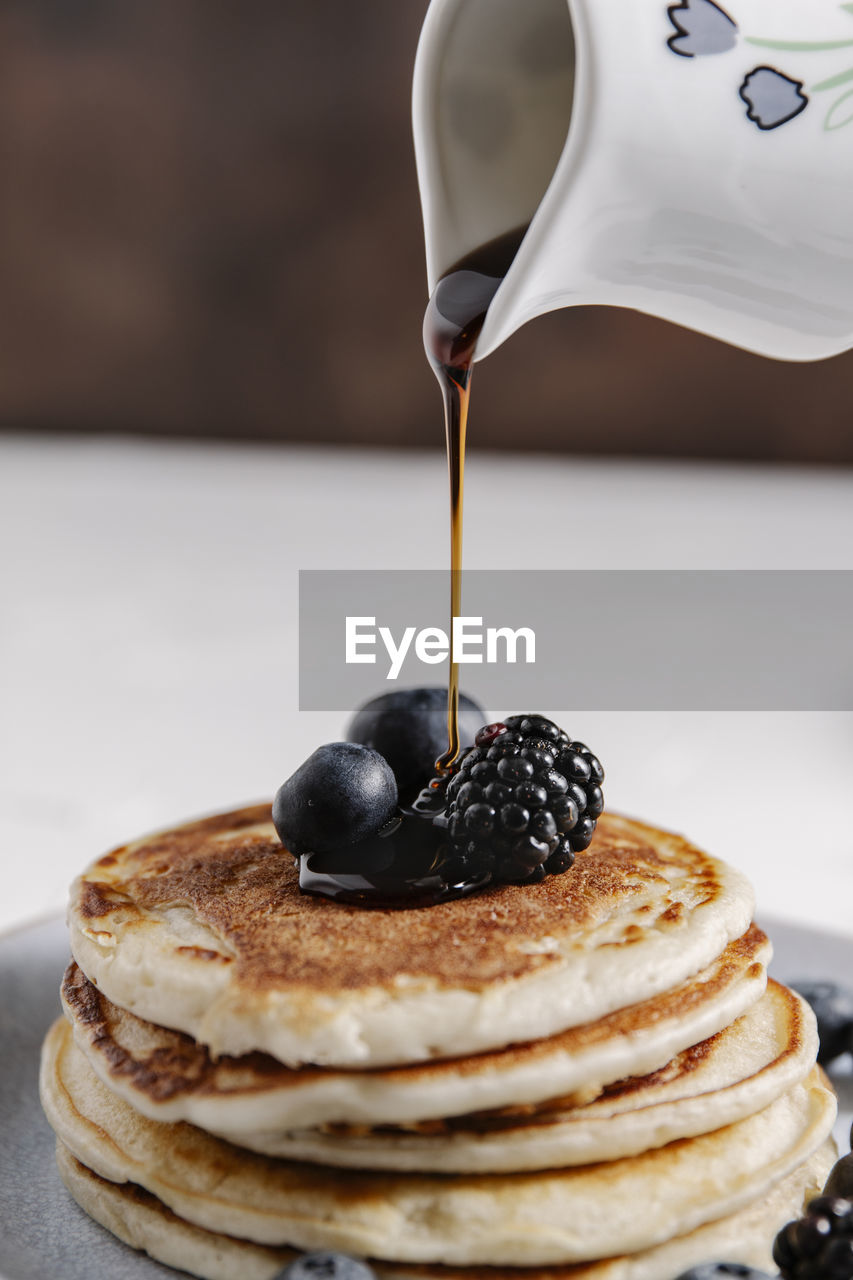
[41,806,837,1280]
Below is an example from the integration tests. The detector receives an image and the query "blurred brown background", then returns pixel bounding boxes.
[1,0,853,461]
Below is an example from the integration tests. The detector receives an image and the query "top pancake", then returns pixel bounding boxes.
[68,806,754,1067]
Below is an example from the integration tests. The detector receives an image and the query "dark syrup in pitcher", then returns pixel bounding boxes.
[300,226,526,908]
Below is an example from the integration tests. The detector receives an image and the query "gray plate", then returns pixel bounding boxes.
[0,915,851,1280]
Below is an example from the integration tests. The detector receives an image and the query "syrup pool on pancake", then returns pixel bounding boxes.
[272,702,605,907]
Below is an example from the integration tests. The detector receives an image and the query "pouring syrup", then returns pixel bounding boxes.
[423,226,527,774]
[300,227,526,907]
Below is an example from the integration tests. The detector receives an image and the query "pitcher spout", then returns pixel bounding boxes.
[415,0,853,363]
[412,0,581,333]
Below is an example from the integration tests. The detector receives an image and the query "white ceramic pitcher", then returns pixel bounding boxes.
[413,0,853,361]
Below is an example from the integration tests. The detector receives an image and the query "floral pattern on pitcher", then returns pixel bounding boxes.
[666,0,738,57]
[739,66,808,129]
[666,0,853,131]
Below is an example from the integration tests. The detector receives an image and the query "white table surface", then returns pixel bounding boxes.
[2,433,852,940]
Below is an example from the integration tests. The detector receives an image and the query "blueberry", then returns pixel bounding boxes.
[345,687,486,801]
[791,980,853,1062]
[672,1266,772,1280]
[278,1254,377,1280]
[825,1154,853,1200]
[272,743,397,855]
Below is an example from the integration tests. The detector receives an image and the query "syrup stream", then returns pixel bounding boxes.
[423,227,527,773]
[435,368,469,775]
[298,226,525,907]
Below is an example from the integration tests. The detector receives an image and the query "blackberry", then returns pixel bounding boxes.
[437,716,605,885]
[773,1195,853,1279]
